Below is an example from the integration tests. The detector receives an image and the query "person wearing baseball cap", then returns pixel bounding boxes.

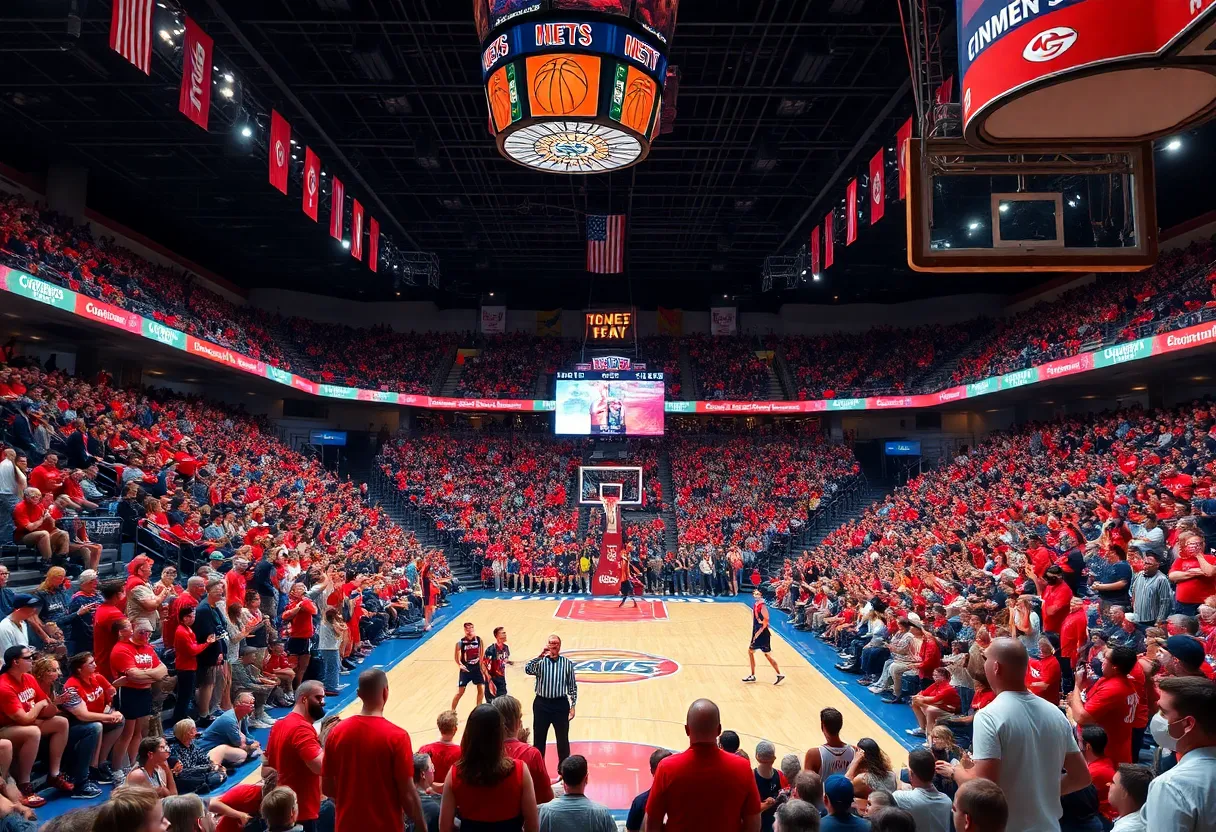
[0,594,41,655]
[1163,635,1209,678]
[822,774,864,830]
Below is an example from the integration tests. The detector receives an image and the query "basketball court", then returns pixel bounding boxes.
[334,596,905,812]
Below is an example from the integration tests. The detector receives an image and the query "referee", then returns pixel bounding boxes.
[524,633,578,765]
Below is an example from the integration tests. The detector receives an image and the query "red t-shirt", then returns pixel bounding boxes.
[1027,657,1062,703]
[1084,675,1138,764]
[285,599,318,639]
[215,784,263,832]
[504,737,554,804]
[970,689,997,712]
[646,743,762,832]
[917,636,942,679]
[93,602,127,680]
[64,672,114,715]
[27,464,62,494]
[266,711,323,821]
[322,715,415,832]
[0,673,46,726]
[1040,581,1074,634]
[1173,555,1216,604]
[163,593,198,649]
[1089,755,1117,821]
[449,759,524,823]
[1060,609,1089,661]
[11,500,54,537]
[920,680,961,712]
[110,641,159,689]
[225,570,248,607]
[174,626,210,671]
[418,740,462,785]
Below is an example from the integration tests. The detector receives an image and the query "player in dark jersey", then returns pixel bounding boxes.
[481,626,512,701]
[744,589,785,684]
[618,555,639,608]
[452,622,486,709]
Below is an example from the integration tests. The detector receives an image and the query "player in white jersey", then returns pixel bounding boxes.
[803,707,856,777]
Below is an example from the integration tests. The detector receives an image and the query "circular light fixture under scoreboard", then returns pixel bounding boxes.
[476,1,677,174]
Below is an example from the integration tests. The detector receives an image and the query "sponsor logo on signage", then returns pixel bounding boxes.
[872,172,882,204]
[307,167,318,200]
[143,320,184,347]
[564,649,679,684]
[1100,340,1148,365]
[590,356,632,371]
[827,398,864,410]
[1023,26,1078,62]
[1043,355,1091,377]
[937,388,964,403]
[874,397,913,408]
[187,42,206,114]
[966,0,1049,62]
[191,340,236,365]
[596,573,620,585]
[964,87,972,116]
[16,274,69,306]
[492,3,541,28]
[482,33,510,72]
[292,378,316,393]
[266,366,293,385]
[1165,324,1216,349]
[274,139,286,168]
[967,378,996,397]
[623,34,660,71]
[1002,368,1038,388]
[83,301,138,330]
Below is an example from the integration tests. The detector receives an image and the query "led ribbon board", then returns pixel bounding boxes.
[477,5,675,172]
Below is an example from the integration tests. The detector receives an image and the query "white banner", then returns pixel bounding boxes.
[710,306,737,336]
[480,305,506,334]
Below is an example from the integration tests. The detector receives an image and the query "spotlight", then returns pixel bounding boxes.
[159,29,172,43]
[801,269,808,276]
[219,87,234,99]
[999,203,1010,213]
[1165,137,1183,152]
[224,73,234,83]
[1068,200,1077,208]
[812,273,821,281]
[341,239,351,250]
[968,221,980,231]
[239,125,253,138]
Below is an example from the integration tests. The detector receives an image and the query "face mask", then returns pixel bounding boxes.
[1149,712,1182,752]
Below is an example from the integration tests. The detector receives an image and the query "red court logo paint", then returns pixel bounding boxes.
[564,649,679,684]
[555,598,668,621]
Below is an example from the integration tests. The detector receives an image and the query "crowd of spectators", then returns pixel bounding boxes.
[454,335,579,399]
[637,337,682,399]
[279,321,458,395]
[684,335,772,400]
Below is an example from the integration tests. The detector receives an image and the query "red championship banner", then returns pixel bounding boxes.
[935,75,954,105]
[268,110,290,194]
[824,211,834,269]
[845,179,858,245]
[302,148,320,221]
[351,200,364,260]
[896,117,913,200]
[869,148,885,225]
[329,176,345,241]
[810,226,820,275]
[368,217,379,272]
[591,498,625,597]
[177,17,213,131]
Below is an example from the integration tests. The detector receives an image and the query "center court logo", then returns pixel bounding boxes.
[564,649,679,684]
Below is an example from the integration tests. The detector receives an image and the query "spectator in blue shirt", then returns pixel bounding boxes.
[626,748,672,832]
[197,692,260,768]
[1093,545,1133,612]
[821,774,870,831]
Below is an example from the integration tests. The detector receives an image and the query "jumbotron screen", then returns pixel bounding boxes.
[554,371,665,435]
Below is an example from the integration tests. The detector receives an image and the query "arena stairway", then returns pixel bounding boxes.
[761,359,785,401]
[366,468,480,586]
[678,341,697,400]
[657,451,679,555]
[438,357,466,397]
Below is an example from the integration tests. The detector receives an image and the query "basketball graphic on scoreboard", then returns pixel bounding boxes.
[528,54,600,117]
[621,68,657,134]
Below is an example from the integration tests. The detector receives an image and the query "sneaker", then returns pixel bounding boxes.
[857,677,875,686]
[47,773,74,793]
[73,781,103,799]
[774,674,786,685]
[17,784,45,809]
[98,761,114,781]
[742,675,757,683]
[110,768,129,786]
[868,685,885,694]
[906,728,926,737]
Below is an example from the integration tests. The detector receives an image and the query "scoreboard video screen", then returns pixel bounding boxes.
[554,370,665,435]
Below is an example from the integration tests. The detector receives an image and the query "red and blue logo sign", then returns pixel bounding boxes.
[564,649,679,684]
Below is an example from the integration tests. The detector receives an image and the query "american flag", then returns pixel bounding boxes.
[587,214,626,274]
[109,0,154,74]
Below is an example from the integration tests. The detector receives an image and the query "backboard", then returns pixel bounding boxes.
[579,466,643,506]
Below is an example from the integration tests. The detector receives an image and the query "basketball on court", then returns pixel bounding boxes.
[532,56,590,115]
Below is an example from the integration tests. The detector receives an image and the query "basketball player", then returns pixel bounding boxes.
[802,707,855,777]
[618,555,639,608]
[419,553,436,631]
[590,383,609,434]
[482,626,512,701]
[452,622,485,709]
[744,589,785,684]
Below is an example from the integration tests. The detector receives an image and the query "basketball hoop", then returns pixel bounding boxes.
[602,495,620,536]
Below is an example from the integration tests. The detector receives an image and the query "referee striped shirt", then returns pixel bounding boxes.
[524,653,578,706]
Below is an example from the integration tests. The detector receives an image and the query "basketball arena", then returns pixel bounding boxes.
[2,1,1216,831]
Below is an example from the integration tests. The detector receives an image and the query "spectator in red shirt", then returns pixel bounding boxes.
[0,645,73,804]
[111,618,168,771]
[265,680,326,832]
[1078,724,1118,823]
[11,487,69,566]
[62,651,125,782]
[909,667,961,738]
[491,694,555,805]
[26,453,63,496]
[1060,597,1089,692]
[418,709,462,788]
[1169,532,1216,616]
[1027,565,1073,635]
[323,668,428,832]
[645,698,762,832]
[438,702,539,832]
[282,582,317,691]
[212,767,279,832]
[92,580,128,681]
[1068,645,1140,764]
[1027,635,1063,704]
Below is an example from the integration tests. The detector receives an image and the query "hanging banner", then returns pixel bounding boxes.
[869,148,885,225]
[351,199,365,261]
[369,217,379,273]
[177,17,213,131]
[329,176,344,241]
[268,110,290,195]
[896,117,913,201]
[710,306,737,336]
[481,305,507,334]
[824,211,835,269]
[536,308,562,336]
[936,75,954,105]
[302,148,320,221]
[846,179,858,245]
[810,226,820,275]
[657,307,682,336]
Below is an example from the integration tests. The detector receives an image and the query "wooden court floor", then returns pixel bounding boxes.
[322,597,904,809]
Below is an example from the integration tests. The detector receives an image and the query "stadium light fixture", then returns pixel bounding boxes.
[159,29,172,43]
[239,125,253,138]
[223,73,234,84]
[812,273,821,281]
[999,203,1010,213]
[341,239,351,250]
[1165,137,1183,152]
[1068,200,1077,208]
[219,87,234,100]
[968,221,980,231]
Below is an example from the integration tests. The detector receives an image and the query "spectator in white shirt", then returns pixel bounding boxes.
[0,449,25,543]
[0,594,42,654]
[1108,764,1152,832]
[1128,516,1165,559]
[893,748,951,832]
[1142,676,1216,832]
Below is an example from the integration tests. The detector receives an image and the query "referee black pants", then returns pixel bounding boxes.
[532,695,571,765]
